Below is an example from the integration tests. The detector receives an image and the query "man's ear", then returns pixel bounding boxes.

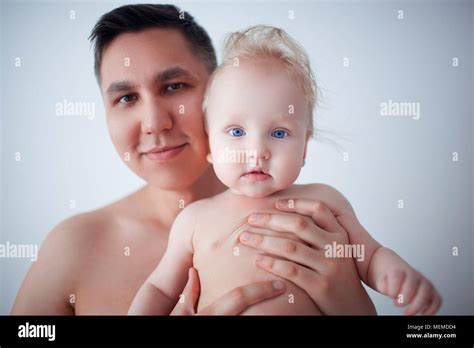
[207,153,213,163]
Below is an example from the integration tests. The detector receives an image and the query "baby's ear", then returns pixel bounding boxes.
[206,153,213,163]
[302,132,312,167]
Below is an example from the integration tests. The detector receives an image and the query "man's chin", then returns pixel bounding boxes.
[143,173,196,191]
[139,163,209,192]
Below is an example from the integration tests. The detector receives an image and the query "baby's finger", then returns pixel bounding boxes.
[375,274,389,295]
[395,274,421,307]
[387,269,406,299]
[422,292,442,315]
[404,281,433,315]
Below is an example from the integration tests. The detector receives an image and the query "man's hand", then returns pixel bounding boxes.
[238,198,377,315]
[171,268,286,315]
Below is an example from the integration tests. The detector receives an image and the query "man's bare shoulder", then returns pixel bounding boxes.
[50,186,146,242]
[52,208,112,238]
[43,207,116,262]
[11,208,112,314]
[11,193,142,314]
[44,186,147,262]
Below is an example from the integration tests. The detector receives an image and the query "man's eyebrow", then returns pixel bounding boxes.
[155,66,194,83]
[106,80,136,97]
[105,67,195,97]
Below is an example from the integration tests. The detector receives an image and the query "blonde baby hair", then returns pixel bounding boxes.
[203,25,317,138]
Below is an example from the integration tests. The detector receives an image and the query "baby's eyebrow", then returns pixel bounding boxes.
[230,113,248,119]
[275,113,300,122]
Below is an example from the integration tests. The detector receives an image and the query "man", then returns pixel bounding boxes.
[12,4,375,315]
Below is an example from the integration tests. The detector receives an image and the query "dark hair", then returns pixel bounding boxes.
[89,4,217,83]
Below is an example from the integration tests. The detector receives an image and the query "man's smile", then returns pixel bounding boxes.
[142,143,187,161]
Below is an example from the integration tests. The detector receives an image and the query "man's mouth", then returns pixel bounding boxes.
[241,167,272,182]
[142,143,187,161]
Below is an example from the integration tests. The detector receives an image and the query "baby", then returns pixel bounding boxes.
[129,25,441,315]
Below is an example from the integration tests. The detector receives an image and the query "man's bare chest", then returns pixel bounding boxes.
[73,232,167,314]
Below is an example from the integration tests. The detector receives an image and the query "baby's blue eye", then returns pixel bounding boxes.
[271,129,288,139]
[228,127,246,137]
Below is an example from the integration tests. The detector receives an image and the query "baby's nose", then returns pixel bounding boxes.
[258,148,270,160]
[248,146,270,164]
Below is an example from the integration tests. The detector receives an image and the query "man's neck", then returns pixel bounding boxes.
[141,166,226,230]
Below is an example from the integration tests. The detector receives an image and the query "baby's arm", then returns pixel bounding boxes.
[128,206,196,315]
[317,184,441,315]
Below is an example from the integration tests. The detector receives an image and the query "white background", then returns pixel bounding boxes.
[1,0,472,314]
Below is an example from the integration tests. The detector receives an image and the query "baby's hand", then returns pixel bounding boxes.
[376,265,442,315]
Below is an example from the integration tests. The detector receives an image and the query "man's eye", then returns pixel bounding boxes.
[164,83,184,93]
[228,127,246,137]
[271,129,288,139]
[118,94,136,104]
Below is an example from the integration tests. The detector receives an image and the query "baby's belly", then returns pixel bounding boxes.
[195,242,321,315]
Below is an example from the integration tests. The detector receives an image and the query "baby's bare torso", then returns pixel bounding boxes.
[193,184,336,315]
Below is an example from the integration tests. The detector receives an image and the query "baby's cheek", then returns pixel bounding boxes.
[273,150,304,186]
[212,160,240,189]
[209,138,245,187]
[278,164,301,187]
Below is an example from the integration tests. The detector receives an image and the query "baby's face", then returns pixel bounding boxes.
[206,60,310,198]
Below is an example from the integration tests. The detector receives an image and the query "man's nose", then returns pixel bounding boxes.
[140,98,173,135]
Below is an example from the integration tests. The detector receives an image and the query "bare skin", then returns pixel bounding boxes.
[10,27,285,315]
[11,27,378,315]
[10,177,214,314]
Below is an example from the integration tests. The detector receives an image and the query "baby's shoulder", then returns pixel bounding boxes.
[287,183,354,216]
[285,182,338,197]
[182,194,218,214]
[177,194,222,224]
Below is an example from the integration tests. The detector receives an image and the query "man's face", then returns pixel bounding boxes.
[100,28,211,190]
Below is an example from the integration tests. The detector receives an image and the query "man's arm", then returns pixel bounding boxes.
[128,206,195,315]
[11,213,97,315]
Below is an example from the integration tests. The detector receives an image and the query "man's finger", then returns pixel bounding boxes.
[274,198,345,234]
[239,232,326,271]
[255,255,321,299]
[172,268,200,315]
[197,280,286,315]
[246,212,327,248]
[185,268,201,313]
